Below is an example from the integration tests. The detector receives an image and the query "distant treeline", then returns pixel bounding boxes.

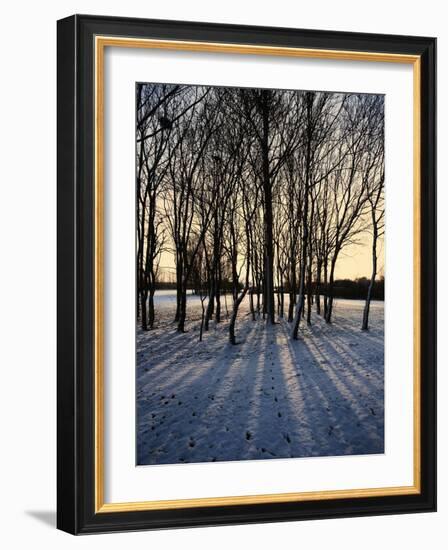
[155,277,384,301]
[326,278,384,301]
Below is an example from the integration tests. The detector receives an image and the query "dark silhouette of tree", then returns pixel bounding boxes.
[362,97,385,330]
[136,83,384,341]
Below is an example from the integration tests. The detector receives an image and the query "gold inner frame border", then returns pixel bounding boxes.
[94,35,421,513]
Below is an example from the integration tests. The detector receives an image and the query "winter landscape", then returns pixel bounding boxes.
[136,83,385,465]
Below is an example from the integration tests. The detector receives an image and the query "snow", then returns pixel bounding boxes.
[136,292,384,465]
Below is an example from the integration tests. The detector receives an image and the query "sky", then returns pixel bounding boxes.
[333,236,384,280]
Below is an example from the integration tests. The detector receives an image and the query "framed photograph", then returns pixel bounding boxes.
[57,14,436,534]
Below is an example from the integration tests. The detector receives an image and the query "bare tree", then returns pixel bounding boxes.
[137,83,180,329]
[237,89,303,325]
[324,95,380,324]
[162,87,219,332]
[362,98,385,330]
[136,83,385,347]
[292,91,346,338]
[227,174,259,345]
[202,97,247,331]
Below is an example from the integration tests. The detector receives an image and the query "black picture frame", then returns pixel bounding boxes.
[57,14,436,534]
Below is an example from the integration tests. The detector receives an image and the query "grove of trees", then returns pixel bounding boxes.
[136,83,385,343]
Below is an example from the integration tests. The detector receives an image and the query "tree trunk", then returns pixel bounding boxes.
[280,276,285,318]
[292,244,308,339]
[204,278,215,331]
[177,285,187,332]
[315,259,322,315]
[262,275,267,320]
[325,256,337,324]
[288,263,296,322]
[260,92,275,324]
[323,259,328,319]
[292,169,311,334]
[140,290,148,330]
[306,260,313,325]
[199,297,206,342]
[174,258,183,322]
[306,198,315,325]
[277,285,281,317]
[148,288,155,329]
[215,264,222,323]
[229,287,249,345]
[362,224,378,331]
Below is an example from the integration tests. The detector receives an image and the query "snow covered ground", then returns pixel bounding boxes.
[136,292,384,465]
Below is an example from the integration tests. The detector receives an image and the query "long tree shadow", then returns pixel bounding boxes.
[319,334,384,389]
[188,324,270,463]
[283,323,384,457]
[250,323,319,459]
[330,318,384,347]
[137,320,263,465]
[309,333,384,397]
[285,330,359,456]
[300,309,384,387]
[137,321,234,397]
[330,302,384,346]
[304,336,384,450]
[137,300,384,465]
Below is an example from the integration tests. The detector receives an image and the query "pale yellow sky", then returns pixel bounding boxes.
[334,235,384,280]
